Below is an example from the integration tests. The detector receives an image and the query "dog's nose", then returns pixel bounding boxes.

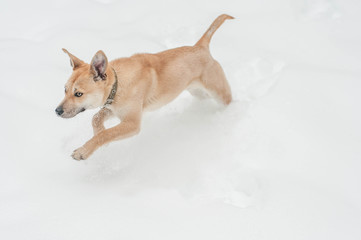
[55,106,64,116]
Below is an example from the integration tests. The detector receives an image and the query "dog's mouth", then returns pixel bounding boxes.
[59,107,86,118]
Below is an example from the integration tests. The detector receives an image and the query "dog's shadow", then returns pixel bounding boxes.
[78,97,259,207]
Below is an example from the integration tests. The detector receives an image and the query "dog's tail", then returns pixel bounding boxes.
[195,14,234,48]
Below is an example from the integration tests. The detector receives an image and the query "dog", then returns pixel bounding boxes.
[56,14,234,160]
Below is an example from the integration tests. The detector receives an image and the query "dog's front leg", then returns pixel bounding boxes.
[92,107,113,135]
[72,118,141,160]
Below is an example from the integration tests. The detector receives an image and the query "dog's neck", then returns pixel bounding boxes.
[103,68,118,107]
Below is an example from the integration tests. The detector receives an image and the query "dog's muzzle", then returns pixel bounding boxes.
[55,105,86,118]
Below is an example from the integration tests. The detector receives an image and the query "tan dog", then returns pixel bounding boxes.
[56,14,234,160]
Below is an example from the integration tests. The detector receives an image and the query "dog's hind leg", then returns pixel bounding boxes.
[201,60,232,105]
[92,107,114,135]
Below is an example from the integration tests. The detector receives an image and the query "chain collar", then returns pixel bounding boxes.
[103,68,118,107]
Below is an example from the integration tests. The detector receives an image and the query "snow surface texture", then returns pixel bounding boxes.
[1,0,361,239]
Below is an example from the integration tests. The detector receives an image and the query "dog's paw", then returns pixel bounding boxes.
[71,147,90,160]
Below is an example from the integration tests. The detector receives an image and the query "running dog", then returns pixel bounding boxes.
[56,14,234,160]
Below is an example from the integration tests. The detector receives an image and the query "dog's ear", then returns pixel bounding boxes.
[62,48,85,70]
[90,50,108,81]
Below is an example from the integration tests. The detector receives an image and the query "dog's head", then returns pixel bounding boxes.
[55,49,111,118]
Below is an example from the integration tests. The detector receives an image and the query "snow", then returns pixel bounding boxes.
[1,0,361,239]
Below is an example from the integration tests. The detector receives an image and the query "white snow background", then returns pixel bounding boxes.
[1,0,361,239]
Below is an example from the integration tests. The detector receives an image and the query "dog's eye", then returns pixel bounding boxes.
[74,92,83,97]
